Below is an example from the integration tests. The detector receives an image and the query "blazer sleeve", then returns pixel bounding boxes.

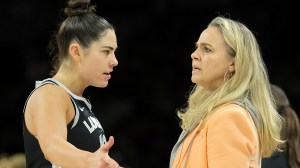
[206,106,258,167]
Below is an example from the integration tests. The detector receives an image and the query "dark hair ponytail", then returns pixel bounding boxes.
[64,0,96,17]
[48,0,114,77]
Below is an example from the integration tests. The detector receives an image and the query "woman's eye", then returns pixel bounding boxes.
[103,50,110,55]
[204,47,211,52]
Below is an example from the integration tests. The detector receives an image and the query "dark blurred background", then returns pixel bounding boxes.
[1,0,299,167]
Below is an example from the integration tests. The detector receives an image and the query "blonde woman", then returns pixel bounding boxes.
[170,16,283,168]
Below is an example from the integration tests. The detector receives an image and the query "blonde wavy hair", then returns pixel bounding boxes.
[177,16,283,157]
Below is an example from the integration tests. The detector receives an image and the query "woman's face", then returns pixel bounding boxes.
[191,26,235,91]
[80,29,118,88]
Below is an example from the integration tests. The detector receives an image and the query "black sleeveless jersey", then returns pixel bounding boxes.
[22,78,107,168]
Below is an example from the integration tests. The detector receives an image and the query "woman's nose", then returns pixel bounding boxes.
[191,51,199,60]
[110,55,118,67]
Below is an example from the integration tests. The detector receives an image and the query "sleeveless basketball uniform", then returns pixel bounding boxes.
[22,78,107,168]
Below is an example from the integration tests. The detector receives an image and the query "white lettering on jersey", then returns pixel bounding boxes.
[83,116,102,133]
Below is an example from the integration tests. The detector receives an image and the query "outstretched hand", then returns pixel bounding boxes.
[101,136,115,154]
[87,136,122,168]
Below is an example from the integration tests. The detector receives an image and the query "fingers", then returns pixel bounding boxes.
[101,136,114,153]
[97,136,122,167]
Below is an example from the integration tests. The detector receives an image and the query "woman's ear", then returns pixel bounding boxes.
[229,60,235,72]
[69,43,81,62]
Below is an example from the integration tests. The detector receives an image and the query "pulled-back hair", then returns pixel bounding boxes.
[48,0,114,76]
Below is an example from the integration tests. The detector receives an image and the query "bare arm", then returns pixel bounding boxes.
[25,84,120,168]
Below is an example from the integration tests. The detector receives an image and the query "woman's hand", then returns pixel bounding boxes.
[86,136,122,168]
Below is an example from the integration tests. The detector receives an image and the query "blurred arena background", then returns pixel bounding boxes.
[0,0,299,167]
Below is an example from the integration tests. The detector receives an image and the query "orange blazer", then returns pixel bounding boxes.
[171,104,261,168]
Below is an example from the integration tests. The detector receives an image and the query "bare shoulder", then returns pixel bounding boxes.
[24,84,71,134]
[29,84,69,102]
[26,83,71,113]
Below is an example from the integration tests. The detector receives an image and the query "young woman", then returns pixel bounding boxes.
[22,0,121,167]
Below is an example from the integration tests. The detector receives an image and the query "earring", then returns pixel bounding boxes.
[223,70,232,82]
